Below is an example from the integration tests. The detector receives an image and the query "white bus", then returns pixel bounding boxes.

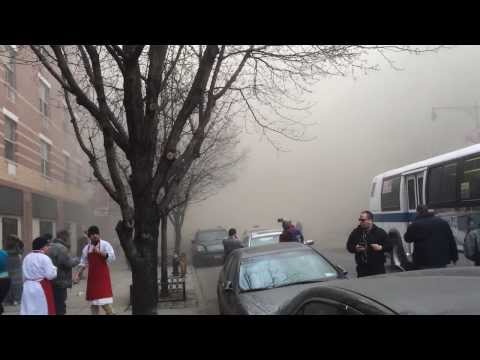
[369,143,480,269]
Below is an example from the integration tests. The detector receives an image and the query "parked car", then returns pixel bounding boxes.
[277,266,480,315]
[217,242,348,314]
[242,228,314,248]
[242,229,282,247]
[192,228,228,267]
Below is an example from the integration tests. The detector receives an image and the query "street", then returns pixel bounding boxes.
[192,246,473,315]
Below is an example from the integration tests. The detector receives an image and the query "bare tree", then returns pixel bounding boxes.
[167,118,246,274]
[4,45,441,314]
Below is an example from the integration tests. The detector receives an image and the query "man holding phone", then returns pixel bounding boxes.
[74,225,116,315]
[346,210,392,277]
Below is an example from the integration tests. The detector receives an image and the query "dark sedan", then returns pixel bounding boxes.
[217,243,348,314]
[277,266,480,315]
[192,228,228,267]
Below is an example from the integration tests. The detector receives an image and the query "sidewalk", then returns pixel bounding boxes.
[3,260,203,315]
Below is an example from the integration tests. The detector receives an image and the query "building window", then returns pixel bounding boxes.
[64,155,70,183]
[40,141,50,177]
[4,116,16,162]
[2,217,19,249]
[39,80,50,119]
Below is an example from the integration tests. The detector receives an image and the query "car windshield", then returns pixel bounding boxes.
[239,250,338,292]
[197,230,227,242]
[250,234,280,247]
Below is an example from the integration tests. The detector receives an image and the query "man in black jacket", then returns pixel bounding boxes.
[46,230,80,315]
[404,205,458,270]
[347,210,392,277]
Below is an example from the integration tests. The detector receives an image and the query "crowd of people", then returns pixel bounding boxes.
[347,205,462,278]
[0,225,116,315]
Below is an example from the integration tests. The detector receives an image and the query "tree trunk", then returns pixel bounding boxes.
[116,210,159,315]
[172,214,183,276]
[159,213,169,298]
[174,217,182,256]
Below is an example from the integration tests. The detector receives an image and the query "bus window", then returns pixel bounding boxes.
[381,176,401,211]
[444,163,457,202]
[417,176,424,204]
[407,178,416,210]
[428,163,457,204]
[463,156,480,200]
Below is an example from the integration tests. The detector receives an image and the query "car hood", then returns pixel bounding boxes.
[238,282,325,315]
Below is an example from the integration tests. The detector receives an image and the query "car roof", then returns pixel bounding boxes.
[303,267,480,315]
[197,228,227,233]
[251,229,282,237]
[236,242,311,259]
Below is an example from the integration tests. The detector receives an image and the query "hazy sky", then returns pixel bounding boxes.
[182,45,480,248]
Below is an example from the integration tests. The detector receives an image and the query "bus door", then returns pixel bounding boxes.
[405,170,426,255]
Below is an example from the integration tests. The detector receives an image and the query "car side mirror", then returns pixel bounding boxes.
[304,240,314,246]
[223,281,233,292]
[336,265,348,276]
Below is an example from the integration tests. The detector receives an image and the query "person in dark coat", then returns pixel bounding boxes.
[46,230,80,315]
[346,210,392,277]
[404,205,458,270]
[4,235,23,305]
[0,249,11,315]
[223,228,244,258]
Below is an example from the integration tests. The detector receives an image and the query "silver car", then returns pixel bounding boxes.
[242,228,314,248]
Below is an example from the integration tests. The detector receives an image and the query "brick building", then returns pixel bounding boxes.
[0,45,94,253]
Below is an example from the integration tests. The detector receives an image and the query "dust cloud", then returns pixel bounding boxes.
[183,45,480,249]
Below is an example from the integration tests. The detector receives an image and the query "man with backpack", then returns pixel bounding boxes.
[464,217,480,266]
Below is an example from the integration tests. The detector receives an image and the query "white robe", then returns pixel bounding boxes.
[79,239,116,305]
[20,252,57,315]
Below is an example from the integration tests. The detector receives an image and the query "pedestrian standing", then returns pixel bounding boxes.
[4,235,23,305]
[404,205,458,270]
[346,210,392,277]
[463,217,480,266]
[46,230,80,315]
[20,237,57,315]
[73,226,116,315]
[223,228,244,257]
[0,249,11,315]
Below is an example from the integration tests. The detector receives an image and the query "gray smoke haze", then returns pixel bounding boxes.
[181,45,480,248]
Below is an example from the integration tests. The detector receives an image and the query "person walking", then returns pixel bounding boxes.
[404,205,458,270]
[4,235,23,305]
[20,236,57,315]
[0,249,11,315]
[46,230,80,315]
[73,226,116,315]
[347,210,392,277]
[223,228,244,258]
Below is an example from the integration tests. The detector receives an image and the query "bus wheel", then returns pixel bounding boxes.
[388,229,411,271]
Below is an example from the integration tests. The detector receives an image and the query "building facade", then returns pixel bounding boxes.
[0,45,93,253]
